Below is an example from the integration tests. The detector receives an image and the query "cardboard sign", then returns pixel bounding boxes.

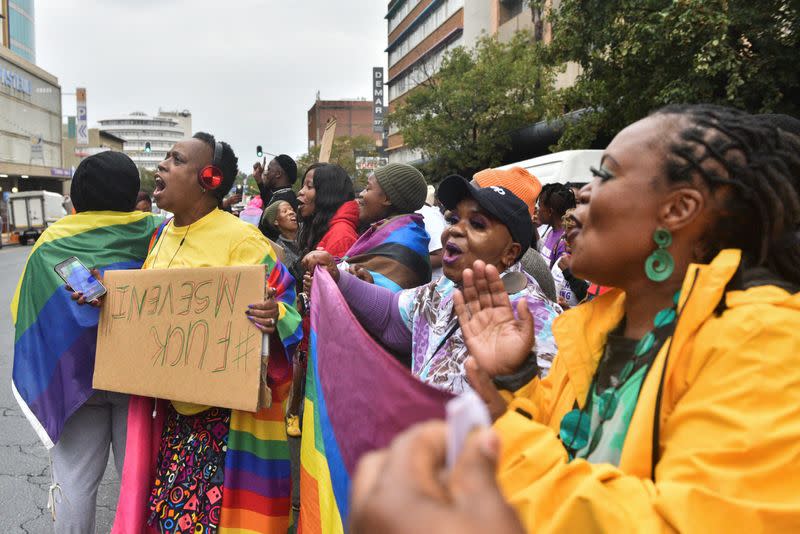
[93,265,266,412]
[318,117,337,163]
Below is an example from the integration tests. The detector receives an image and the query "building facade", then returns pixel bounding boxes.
[97,110,191,169]
[385,0,577,164]
[1,0,35,64]
[0,45,65,195]
[386,0,465,164]
[61,128,125,171]
[307,97,382,150]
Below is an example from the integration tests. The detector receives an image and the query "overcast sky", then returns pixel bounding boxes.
[36,0,387,165]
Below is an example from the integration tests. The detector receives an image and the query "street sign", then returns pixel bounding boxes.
[355,156,389,171]
[373,67,385,133]
[76,88,88,146]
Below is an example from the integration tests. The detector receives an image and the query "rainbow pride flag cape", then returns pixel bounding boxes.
[10,210,162,449]
[299,268,452,533]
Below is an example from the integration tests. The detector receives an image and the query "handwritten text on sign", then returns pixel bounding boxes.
[93,265,266,412]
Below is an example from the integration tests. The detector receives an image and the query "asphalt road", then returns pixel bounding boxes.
[0,245,119,533]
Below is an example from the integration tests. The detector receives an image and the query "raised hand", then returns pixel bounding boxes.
[253,156,266,184]
[453,260,534,377]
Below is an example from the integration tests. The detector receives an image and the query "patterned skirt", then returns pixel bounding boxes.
[148,405,231,533]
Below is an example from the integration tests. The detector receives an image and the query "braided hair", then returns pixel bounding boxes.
[540,183,577,220]
[652,104,800,289]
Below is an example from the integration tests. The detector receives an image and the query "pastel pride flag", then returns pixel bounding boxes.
[299,268,453,533]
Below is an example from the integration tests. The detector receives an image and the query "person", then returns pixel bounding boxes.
[239,194,264,226]
[11,151,161,533]
[472,166,556,301]
[536,182,576,267]
[350,105,800,533]
[305,175,561,393]
[474,166,542,219]
[553,208,588,307]
[296,162,359,259]
[285,162,359,439]
[97,133,302,534]
[254,154,298,235]
[416,184,447,281]
[135,191,152,212]
[333,162,431,291]
[262,199,301,284]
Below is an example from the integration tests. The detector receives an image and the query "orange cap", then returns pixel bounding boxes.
[473,166,541,216]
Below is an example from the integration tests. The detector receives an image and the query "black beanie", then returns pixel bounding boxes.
[71,151,140,213]
[275,154,298,184]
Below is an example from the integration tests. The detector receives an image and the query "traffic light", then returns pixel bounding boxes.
[256,145,263,157]
[144,142,152,153]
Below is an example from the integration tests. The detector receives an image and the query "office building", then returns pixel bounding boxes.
[97,110,192,169]
[0,43,65,196]
[1,0,35,63]
[308,96,382,150]
[385,0,576,164]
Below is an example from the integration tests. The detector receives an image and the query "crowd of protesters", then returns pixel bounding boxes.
[10,103,800,533]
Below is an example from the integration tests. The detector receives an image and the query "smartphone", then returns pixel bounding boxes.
[235,184,244,195]
[54,256,107,302]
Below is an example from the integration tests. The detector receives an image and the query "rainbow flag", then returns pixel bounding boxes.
[10,210,162,449]
[343,213,431,292]
[299,268,452,533]
[220,251,302,532]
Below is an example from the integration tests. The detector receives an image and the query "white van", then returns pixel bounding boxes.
[9,190,67,245]
[497,150,603,185]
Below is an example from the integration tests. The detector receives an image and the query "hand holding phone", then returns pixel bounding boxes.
[55,256,106,305]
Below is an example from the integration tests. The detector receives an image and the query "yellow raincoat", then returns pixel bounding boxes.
[495,249,800,532]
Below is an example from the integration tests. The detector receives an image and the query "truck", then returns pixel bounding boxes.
[8,191,67,245]
[497,150,603,186]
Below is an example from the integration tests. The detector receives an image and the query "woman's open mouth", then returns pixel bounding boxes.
[153,176,166,195]
[442,241,463,265]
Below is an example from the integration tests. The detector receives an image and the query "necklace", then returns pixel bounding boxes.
[559,291,681,459]
[149,220,191,269]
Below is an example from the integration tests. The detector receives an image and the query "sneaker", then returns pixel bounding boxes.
[286,414,301,437]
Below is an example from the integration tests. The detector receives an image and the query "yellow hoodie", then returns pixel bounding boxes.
[495,249,800,533]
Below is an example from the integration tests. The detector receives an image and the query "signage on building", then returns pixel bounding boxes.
[373,67,385,133]
[50,168,72,177]
[0,66,32,95]
[356,156,389,171]
[76,88,89,146]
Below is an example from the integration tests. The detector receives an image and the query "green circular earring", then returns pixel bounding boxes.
[645,228,674,282]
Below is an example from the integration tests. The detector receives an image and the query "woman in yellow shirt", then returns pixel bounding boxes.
[110,133,302,534]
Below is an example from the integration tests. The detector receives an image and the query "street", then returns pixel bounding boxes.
[0,245,118,533]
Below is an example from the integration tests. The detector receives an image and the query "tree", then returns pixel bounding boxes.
[295,135,382,191]
[387,31,554,179]
[539,0,800,149]
[139,168,156,194]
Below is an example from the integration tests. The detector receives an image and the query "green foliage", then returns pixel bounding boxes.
[295,135,382,191]
[387,32,554,179]
[139,167,156,194]
[544,0,800,149]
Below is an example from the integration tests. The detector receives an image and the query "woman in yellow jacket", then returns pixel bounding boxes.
[347,105,800,533]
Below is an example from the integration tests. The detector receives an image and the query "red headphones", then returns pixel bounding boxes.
[198,141,224,191]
